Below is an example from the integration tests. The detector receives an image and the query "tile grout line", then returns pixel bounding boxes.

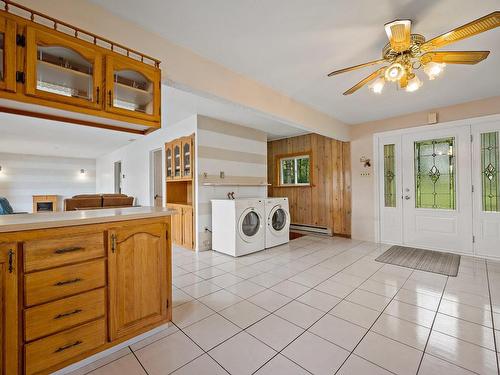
[485,262,500,375]
[130,346,152,375]
[332,266,417,374]
[414,276,449,374]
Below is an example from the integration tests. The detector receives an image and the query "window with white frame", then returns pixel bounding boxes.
[279,154,310,186]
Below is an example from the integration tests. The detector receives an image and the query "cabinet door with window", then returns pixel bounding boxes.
[165,143,173,181]
[0,243,18,375]
[105,55,160,122]
[0,15,16,93]
[25,27,102,109]
[181,136,194,179]
[173,140,182,179]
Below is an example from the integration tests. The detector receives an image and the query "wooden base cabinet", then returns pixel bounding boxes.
[108,222,169,340]
[167,204,194,250]
[0,216,172,375]
[0,243,18,375]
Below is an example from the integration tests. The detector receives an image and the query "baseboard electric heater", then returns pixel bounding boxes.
[290,224,332,236]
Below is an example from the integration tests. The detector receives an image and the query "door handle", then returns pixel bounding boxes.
[404,195,411,200]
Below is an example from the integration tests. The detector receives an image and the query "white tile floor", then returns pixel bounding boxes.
[69,236,500,375]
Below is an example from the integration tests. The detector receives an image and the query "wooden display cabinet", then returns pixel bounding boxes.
[25,27,103,110]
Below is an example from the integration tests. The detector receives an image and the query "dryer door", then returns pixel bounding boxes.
[238,208,262,243]
[268,205,290,236]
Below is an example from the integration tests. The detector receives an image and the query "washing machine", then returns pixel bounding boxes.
[211,198,266,257]
[265,197,290,248]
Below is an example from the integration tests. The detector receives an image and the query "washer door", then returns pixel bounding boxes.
[268,205,290,236]
[238,208,262,243]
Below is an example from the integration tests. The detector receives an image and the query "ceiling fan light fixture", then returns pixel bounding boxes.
[385,63,405,82]
[405,74,423,92]
[423,62,446,80]
[368,77,385,94]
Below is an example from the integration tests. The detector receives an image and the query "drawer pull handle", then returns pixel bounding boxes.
[54,340,82,353]
[54,309,82,320]
[54,246,84,254]
[54,278,82,286]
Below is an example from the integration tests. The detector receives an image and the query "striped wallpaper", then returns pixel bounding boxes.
[0,153,96,213]
[196,116,267,250]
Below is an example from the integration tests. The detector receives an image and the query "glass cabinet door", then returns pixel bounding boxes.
[105,55,160,121]
[0,16,16,92]
[173,142,181,179]
[25,27,102,108]
[166,145,173,180]
[182,139,192,178]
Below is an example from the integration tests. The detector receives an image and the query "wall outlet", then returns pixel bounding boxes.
[219,171,225,179]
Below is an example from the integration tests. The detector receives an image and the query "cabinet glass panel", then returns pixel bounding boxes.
[384,144,396,207]
[113,70,153,114]
[481,131,500,212]
[166,147,172,179]
[0,32,4,81]
[37,46,93,100]
[183,142,191,177]
[414,137,456,210]
[174,144,181,178]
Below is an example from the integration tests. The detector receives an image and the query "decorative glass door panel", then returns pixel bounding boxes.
[0,16,16,92]
[182,140,191,178]
[383,144,396,208]
[105,55,160,122]
[25,28,102,108]
[166,145,173,180]
[173,143,181,179]
[414,137,456,210]
[401,126,472,254]
[473,123,500,258]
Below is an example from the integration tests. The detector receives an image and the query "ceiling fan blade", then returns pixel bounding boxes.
[421,12,500,52]
[421,51,490,65]
[343,67,386,95]
[327,59,385,77]
[385,19,412,52]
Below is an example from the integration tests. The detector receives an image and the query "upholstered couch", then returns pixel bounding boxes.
[64,194,135,211]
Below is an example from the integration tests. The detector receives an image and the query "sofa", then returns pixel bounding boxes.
[0,197,28,215]
[64,194,135,211]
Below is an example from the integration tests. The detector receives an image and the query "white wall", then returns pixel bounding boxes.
[96,115,197,206]
[196,116,268,251]
[0,153,96,213]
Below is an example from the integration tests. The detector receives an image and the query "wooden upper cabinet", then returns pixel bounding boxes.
[0,243,18,375]
[107,222,168,340]
[0,15,16,93]
[105,54,160,122]
[173,140,182,179]
[181,136,194,179]
[25,27,103,109]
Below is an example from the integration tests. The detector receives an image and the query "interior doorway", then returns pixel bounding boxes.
[114,161,122,194]
[151,149,163,207]
[376,116,500,259]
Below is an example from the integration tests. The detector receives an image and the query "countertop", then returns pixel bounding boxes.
[0,206,176,233]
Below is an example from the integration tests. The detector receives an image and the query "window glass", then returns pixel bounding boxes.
[481,132,500,212]
[414,137,456,209]
[280,155,310,186]
[384,144,396,207]
[272,208,287,231]
[242,211,260,236]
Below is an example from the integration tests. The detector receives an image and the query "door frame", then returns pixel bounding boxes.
[373,113,500,257]
[150,148,163,207]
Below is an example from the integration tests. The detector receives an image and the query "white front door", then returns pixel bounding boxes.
[401,126,473,254]
[472,121,500,258]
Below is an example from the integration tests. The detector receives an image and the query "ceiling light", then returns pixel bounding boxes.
[385,63,405,82]
[368,77,385,94]
[406,74,423,92]
[423,62,446,80]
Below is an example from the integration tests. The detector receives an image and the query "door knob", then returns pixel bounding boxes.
[404,195,411,200]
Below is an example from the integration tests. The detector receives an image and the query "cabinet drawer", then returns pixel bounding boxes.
[24,260,106,307]
[24,232,105,272]
[25,318,106,375]
[25,288,106,342]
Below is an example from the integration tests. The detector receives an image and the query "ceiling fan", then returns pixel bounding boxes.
[327,12,500,95]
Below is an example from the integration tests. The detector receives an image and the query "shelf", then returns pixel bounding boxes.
[38,59,92,78]
[202,182,271,186]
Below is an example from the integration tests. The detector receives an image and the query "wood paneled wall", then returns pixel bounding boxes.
[267,134,351,236]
